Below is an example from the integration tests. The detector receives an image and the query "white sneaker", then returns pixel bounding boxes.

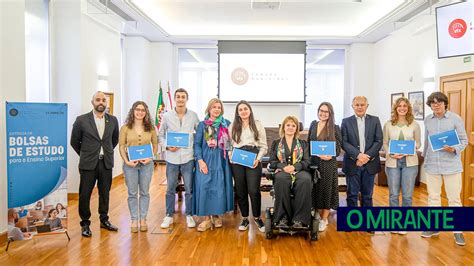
[186,215,196,228]
[160,216,173,228]
[318,219,328,232]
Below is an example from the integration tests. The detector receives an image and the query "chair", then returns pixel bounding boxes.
[264,164,320,241]
[261,121,305,188]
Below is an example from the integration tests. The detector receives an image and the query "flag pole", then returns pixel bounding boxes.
[155,81,165,130]
[167,81,173,110]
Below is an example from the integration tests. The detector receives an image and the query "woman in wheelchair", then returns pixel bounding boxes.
[269,116,312,228]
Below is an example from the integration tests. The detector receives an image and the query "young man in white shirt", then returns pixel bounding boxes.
[159,88,200,228]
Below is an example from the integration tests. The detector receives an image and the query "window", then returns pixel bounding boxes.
[304,49,345,127]
[178,48,218,118]
[25,0,50,102]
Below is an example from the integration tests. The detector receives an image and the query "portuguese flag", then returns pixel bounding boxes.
[155,84,165,130]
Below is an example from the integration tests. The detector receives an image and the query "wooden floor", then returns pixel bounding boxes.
[2,165,474,265]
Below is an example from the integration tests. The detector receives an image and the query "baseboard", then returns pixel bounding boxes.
[68,173,124,201]
[68,193,79,201]
[419,181,427,190]
[113,173,124,183]
[0,231,7,245]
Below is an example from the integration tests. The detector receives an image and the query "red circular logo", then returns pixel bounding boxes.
[448,19,467,39]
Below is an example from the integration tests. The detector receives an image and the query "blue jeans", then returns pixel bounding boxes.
[385,157,418,207]
[165,160,194,216]
[123,162,154,221]
[346,166,375,207]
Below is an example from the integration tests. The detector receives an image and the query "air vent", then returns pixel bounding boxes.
[251,1,281,10]
[95,0,135,21]
[396,0,440,23]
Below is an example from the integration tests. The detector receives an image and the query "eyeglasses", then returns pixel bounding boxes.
[134,108,146,112]
[430,101,443,106]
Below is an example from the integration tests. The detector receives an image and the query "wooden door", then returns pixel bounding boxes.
[440,72,474,206]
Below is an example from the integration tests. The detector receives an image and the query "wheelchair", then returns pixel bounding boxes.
[264,165,320,241]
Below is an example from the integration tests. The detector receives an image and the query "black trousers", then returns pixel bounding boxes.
[78,159,112,226]
[231,163,262,217]
[273,171,312,226]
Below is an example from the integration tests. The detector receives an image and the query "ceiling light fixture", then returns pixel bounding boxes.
[251,0,281,10]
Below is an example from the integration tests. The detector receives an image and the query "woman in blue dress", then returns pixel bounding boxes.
[193,98,234,232]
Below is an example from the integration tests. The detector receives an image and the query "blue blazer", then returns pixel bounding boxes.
[341,114,383,176]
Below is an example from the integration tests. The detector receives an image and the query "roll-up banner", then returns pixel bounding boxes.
[6,102,68,240]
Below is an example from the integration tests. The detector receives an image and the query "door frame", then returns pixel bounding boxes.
[440,71,474,205]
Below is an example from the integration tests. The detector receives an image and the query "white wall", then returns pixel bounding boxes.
[437,53,474,78]
[373,15,436,124]
[80,12,123,181]
[148,42,173,111]
[123,37,149,115]
[50,0,123,193]
[50,0,82,194]
[1,0,27,235]
[51,1,177,196]
[25,0,50,102]
[80,13,122,116]
[372,14,474,183]
[374,14,474,125]
[346,43,375,116]
[123,38,173,122]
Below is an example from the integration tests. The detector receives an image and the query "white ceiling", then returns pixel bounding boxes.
[129,0,405,37]
[103,0,452,44]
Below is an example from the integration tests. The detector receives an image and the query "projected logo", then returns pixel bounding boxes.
[448,19,467,39]
[231,68,249,86]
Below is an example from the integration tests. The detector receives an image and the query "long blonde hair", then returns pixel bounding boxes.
[391,97,414,125]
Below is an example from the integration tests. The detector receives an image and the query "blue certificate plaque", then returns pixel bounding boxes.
[231,148,257,168]
[428,129,460,152]
[128,144,153,161]
[388,140,416,155]
[310,141,336,156]
[166,132,190,148]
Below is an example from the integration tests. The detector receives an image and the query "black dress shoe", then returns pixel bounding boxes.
[81,225,92,237]
[100,220,118,231]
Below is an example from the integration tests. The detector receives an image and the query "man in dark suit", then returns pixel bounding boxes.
[71,91,119,237]
[341,96,383,207]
